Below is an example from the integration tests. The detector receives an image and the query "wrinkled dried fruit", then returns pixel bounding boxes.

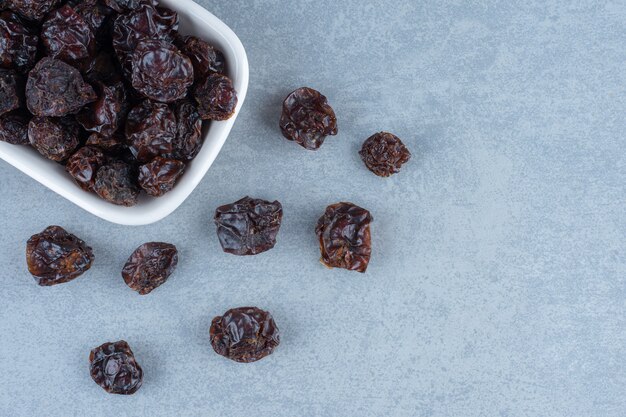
[0,11,38,73]
[74,0,112,34]
[28,116,80,162]
[177,35,225,80]
[0,69,23,116]
[214,197,283,256]
[0,109,30,144]
[193,73,237,121]
[280,87,338,150]
[131,39,193,103]
[104,0,156,13]
[112,3,178,76]
[66,146,107,191]
[359,132,411,177]
[6,0,61,21]
[121,242,178,294]
[94,160,140,206]
[138,157,185,197]
[41,5,96,66]
[316,202,373,273]
[210,307,280,363]
[171,100,202,161]
[77,82,128,137]
[89,340,143,395]
[125,99,176,162]
[26,58,97,117]
[86,132,126,153]
[26,225,94,286]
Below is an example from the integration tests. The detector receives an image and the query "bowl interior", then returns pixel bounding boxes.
[0,0,249,226]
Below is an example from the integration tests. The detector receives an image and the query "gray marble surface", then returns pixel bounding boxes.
[1,1,625,416]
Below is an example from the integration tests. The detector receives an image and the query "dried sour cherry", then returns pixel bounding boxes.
[280,87,338,150]
[28,116,80,162]
[0,109,30,145]
[6,0,61,22]
[121,242,178,295]
[26,58,97,117]
[210,307,280,363]
[125,99,176,162]
[131,39,194,103]
[94,160,140,206]
[316,202,373,273]
[41,5,96,66]
[66,146,107,191]
[359,132,411,177]
[89,340,143,395]
[171,99,202,161]
[193,73,237,121]
[26,225,94,286]
[138,157,185,197]
[214,197,283,256]
[0,11,38,73]
[177,35,225,80]
[77,82,128,137]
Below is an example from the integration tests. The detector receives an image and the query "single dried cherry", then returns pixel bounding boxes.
[41,5,96,66]
[193,73,237,121]
[125,99,176,162]
[0,10,38,73]
[138,157,185,197]
[280,87,338,150]
[171,99,202,161]
[131,39,193,103]
[359,132,411,177]
[0,109,30,145]
[214,197,283,256]
[89,340,143,395]
[26,58,97,117]
[66,146,107,191]
[210,307,280,363]
[26,225,94,286]
[121,242,178,295]
[94,160,140,206]
[0,68,24,116]
[77,82,128,137]
[177,35,225,80]
[316,202,373,273]
[6,0,61,22]
[28,116,80,162]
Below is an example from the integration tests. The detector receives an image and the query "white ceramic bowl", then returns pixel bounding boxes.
[0,0,249,226]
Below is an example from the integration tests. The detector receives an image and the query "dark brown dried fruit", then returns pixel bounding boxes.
[6,0,61,22]
[28,116,80,162]
[66,146,107,191]
[125,99,176,162]
[121,242,178,295]
[77,82,128,137]
[103,0,156,13]
[89,340,143,395]
[0,11,38,73]
[138,157,185,197]
[214,197,283,256]
[279,87,338,150]
[94,160,140,206]
[74,0,112,34]
[131,39,193,103]
[0,109,30,145]
[359,132,411,177]
[0,68,24,116]
[112,3,178,76]
[26,58,97,117]
[193,73,237,121]
[315,202,373,273]
[26,225,94,286]
[41,5,96,66]
[177,35,225,80]
[210,307,280,363]
[171,99,202,161]
[84,52,123,85]
[86,132,126,153]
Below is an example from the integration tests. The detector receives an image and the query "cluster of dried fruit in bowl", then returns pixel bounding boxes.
[0,0,238,206]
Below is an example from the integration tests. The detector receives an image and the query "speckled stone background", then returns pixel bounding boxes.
[1,1,625,416]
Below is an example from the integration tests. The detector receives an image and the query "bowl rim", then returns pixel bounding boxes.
[0,0,249,226]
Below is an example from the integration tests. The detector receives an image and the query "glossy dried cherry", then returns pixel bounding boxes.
[171,99,202,161]
[0,109,30,145]
[94,160,140,206]
[77,82,128,137]
[66,146,107,191]
[359,132,411,177]
[6,0,61,22]
[210,307,280,363]
[89,340,143,395]
[41,5,96,66]
[177,35,225,80]
[0,10,38,73]
[121,242,178,295]
[137,157,185,197]
[125,99,176,162]
[26,225,94,286]
[28,116,80,162]
[193,73,237,121]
